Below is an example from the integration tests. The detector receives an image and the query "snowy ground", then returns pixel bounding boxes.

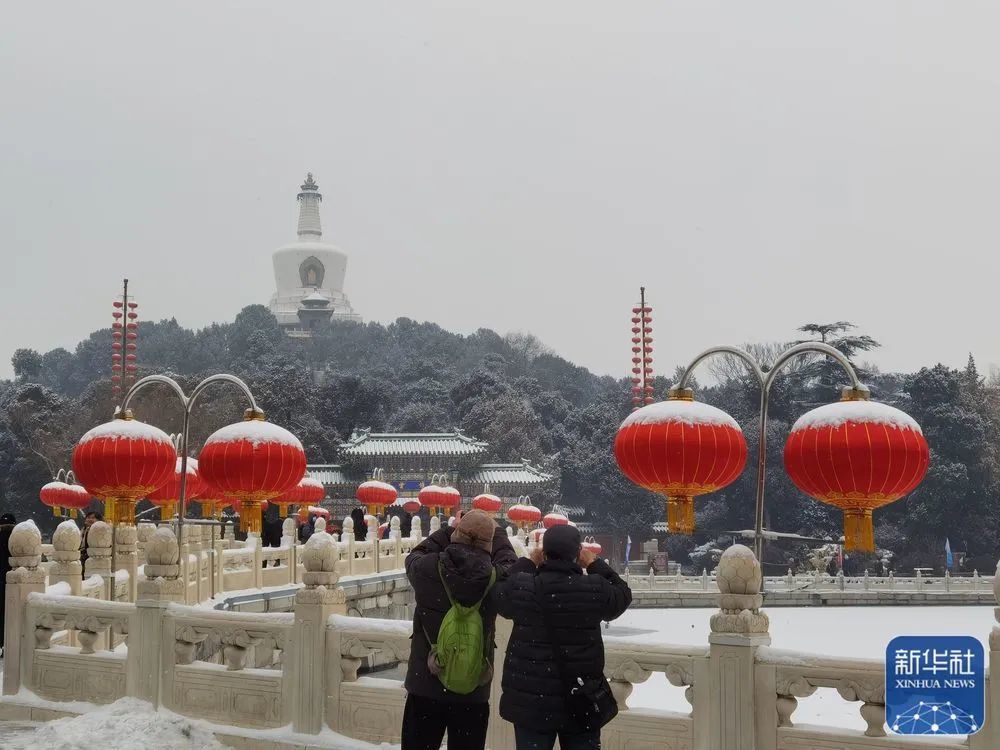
[604,606,996,731]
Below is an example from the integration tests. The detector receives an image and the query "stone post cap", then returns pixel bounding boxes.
[390,516,400,530]
[716,544,762,596]
[282,517,296,536]
[315,517,327,533]
[9,519,43,568]
[53,520,82,551]
[146,527,179,567]
[300,531,340,588]
[343,516,354,531]
[87,521,113,549]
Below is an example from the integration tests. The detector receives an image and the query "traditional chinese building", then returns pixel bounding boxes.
[307,429,555,518]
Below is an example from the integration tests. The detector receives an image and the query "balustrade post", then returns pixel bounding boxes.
[250,532,263,590]
[136,521,156,564]
[85,521,113,600]
[130,527,184,705]
[410,516,422,541]
[3,521,45,697]
[702,568,709,591]
[707,545,770,750]
[214,536,225,596]
[48,520,83,596]
[945,570,951,592]
[970,562,1000,749]
[115,524,138,602]
[292,533,347,734]
[341,518,355,576]
[863,570,870,592]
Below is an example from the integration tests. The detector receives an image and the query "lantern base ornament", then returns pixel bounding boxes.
[113,498,137,526]
[843,508,875,553]
[240,500,263,534]
[666,496,696,535]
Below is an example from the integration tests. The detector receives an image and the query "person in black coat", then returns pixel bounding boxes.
[0,512,16,654]
[401,509,517,750]
[261,511,283,567]
[350,507,368,541]
[494,524,632,750]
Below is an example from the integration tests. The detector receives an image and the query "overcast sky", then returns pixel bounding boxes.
[3,2,999,383]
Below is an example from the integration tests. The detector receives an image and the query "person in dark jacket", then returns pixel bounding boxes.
[402,509,517,750]
[495,524,632,750]
[350,507,368,541]
[261,510,283,567]
[0,512,16,654]
[79,511,101,569]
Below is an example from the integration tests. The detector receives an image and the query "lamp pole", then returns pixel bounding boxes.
[670,342,868,564]
[115,373,263,599]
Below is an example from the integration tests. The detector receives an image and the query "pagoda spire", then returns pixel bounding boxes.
[296,172,322,239]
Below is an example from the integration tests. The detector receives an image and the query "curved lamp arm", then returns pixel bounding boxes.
[674,346,766,392]
[762,341,867,395]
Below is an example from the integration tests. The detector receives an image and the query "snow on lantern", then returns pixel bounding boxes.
[72,414,177,525]
[419,483,444,514]
[276,475,326,517]
[197,414,306,534]
[147,457,204,521]
[784,395,929,553]
[402,498,422,514]
[357,479,398,515]
[614,395,747,535]
[543,512,569,529]
[506,500,541,529]
[472,493,503,514]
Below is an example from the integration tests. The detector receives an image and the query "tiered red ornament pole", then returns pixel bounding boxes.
[111,278,139,404]
[629,287,654,410]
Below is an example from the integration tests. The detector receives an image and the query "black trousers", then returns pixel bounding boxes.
[401,692,489,750]
[514,724,601,750]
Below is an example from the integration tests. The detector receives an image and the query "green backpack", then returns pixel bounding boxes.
[426,561,496,695]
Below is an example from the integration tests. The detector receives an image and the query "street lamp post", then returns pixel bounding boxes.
[670,342,868,563]
[114,373,263,599]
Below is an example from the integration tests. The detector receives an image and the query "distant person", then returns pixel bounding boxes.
[494,524,631,749]
[350,507,368,541]
[401,509,517,750]
[262,510,283,567]
[298,514,314,544]
[0,512,16,656]
[79,511,101,569]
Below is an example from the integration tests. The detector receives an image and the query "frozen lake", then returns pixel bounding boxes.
[604,606,996,731]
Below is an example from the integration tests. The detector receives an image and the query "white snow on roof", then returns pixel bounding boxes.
[203,420,304,449]
[620,399,740,430]
[79,418,174,446]
[791,400,921,433]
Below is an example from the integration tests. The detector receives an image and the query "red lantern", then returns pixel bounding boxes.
[402,498,422,514]
[197,415,306,534]
[543,512,569,529]
[39,481,91,517]
[437,486,461,512]
[472,493,503,514]
[583,537,603,555]
[73,415,177,525]
[506,501,541,528]
[614,395,747,534]
[784,397,930,553]
[357,479,398,515]
[146,457,205,521]
[419,484,445,514]
[276,475,326,517]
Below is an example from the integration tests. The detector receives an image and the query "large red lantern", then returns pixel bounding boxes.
[276,475,326,517]
[583,536,603,555]
[784,396,929,553]
[402,498,422,514]
[73,414,177,525]
[147,457,205,521]
[614,395,747,534]
[507,501,542,529]
[472,493,503,514]
[39,481,91,517]
[357,479,398,515]
[197,415,306,534]
[419,484,448,514]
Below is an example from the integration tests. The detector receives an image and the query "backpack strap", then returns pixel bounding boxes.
[437,560,497,609]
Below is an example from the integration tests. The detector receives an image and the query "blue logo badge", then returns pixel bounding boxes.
[886,636,984,736]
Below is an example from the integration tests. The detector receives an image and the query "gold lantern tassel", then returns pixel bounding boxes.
[53,505,61,517]
[843,509,875,553]
[240,500,262,534]
[666,496,696,535]
[279,504,288,518]
[161,501,176,522]
[104,498,117,524]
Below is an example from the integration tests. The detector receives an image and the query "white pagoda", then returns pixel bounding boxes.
[268,173,361,333]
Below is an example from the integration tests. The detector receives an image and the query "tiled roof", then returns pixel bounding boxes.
[465,463,554,486]
[341,430,488,458]
[307,464,352,486]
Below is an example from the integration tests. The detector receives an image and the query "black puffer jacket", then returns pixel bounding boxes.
[404,525,517,702]
[494,556,632,732]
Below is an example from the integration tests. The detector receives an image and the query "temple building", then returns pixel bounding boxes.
[268,173,361,334]
[307,429,555,518]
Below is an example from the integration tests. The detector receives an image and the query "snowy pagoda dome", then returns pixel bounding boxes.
[268,173,361,329]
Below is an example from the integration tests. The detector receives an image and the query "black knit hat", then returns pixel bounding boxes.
[542,524,581,562]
